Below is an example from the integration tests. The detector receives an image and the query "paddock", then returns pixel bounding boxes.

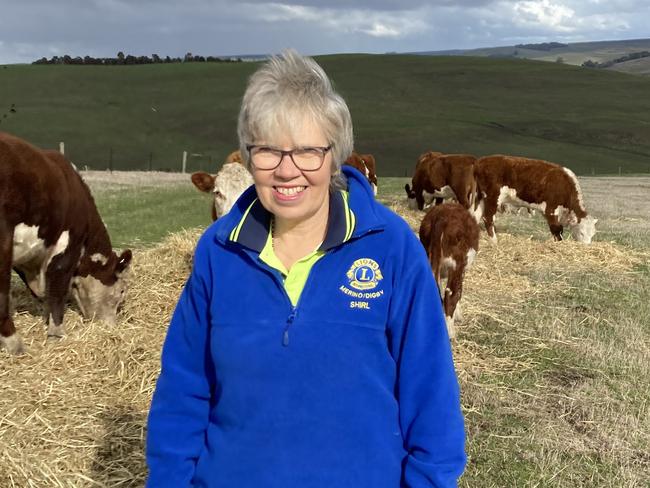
[1,174,648,487]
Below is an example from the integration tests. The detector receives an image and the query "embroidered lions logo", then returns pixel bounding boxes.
[346,258,383,291]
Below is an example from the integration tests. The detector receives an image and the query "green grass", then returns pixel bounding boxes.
[94,184,212,249]
[458,264,650,487]
[2,55,650,175]
[375,176,650,486]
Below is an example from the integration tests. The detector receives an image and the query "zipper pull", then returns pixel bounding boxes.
[283,308,297,347]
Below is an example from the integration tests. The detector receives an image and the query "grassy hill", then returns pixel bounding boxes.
[1,54,650,175]
[608,56,650,75]
[415,38,650,68]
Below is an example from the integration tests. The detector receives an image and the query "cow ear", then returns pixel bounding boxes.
[191,172,215,193]
[115,249,132,275]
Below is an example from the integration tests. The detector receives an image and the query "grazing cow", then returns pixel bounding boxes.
[405,152,476,211]
[0,132,132,355]
[345,151,378,195]
[405,151,443,209]
[473,155,597,243]
[191,150,254,221]
[419,202,479,339]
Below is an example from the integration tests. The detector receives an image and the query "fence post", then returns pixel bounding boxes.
[109,147,113,172]
[149,152,153,171]
[618,166,621,176]
[59,142,65,155]
[182,151,187,173]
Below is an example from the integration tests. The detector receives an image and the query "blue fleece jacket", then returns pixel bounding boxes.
[146,166,466,487]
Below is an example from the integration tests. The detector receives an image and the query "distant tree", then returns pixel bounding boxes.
[581,59,597,68]
[555,56,565,64]
[152,53,161,63]
[117,51,125,64]
[184,52,193,62]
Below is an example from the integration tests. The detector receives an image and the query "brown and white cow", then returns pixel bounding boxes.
[344,151,378,195]
[419,202,479,339]
[405,152,476,211]
[473,155,597,243]
[1,132,132,355]
[191,150,254,221]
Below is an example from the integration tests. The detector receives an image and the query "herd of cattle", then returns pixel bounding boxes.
[0,130,596,354]
[403,150,597,337]
[192,146,597,338]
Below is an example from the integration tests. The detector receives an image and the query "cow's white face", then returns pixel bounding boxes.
[213,188,238,219]
[71,251,131,325]
[407,196,418,210]
[571,215,597,244]
[212,163,254,219]
[71,274,128,325]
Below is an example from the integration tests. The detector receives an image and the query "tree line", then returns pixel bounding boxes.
[514,42,568,51]
[32,52,243,65]
[582,51,650,68]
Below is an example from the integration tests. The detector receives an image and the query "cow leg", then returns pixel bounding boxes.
[482,194,499,243]
[0,225,25,354]
[443,267,465,340]
[44,246,80,339]
[544,213,564,241]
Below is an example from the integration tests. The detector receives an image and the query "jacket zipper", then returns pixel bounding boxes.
[245,227,383,347]
[283,307,297,347]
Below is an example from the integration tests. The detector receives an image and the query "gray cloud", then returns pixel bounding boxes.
[1,0,648,64]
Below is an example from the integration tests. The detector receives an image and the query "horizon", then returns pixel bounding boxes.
[2,1,649,65]
[3,35,650,66]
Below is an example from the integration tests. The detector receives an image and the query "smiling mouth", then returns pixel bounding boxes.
[274,186,307,196]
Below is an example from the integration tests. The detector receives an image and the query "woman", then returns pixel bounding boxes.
[146,50,466,487]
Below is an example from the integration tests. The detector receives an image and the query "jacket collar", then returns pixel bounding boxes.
[216,166,384,253]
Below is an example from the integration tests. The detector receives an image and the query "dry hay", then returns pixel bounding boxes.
[1,205,647,486]
[387,200,648,377]
[0,229,200,487]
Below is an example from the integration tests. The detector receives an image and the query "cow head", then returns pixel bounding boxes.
[71,249,132,325]
[570,215,597,244]
[404,183,419,210]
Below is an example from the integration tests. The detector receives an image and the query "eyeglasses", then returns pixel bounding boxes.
[246,144,332,171]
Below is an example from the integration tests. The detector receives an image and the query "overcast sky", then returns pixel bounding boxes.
[1,0,648,64]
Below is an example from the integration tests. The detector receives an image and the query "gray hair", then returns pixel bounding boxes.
[237,49,353,190]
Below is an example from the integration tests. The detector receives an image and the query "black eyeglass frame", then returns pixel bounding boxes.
[246,144,333,171]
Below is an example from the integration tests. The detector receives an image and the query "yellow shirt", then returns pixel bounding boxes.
[259,225,325,306]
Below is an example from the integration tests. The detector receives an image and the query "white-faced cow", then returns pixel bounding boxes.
[191,150,254,221]
[419,202,479,339]
[1,132,132,355]
[344,151,378,195]
[405,152,476,211]
[473,155,597,243]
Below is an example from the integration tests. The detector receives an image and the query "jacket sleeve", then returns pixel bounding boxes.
[145,238,215,487]
[387,234,466,488]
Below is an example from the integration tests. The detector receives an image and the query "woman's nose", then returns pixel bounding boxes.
[274,153,301,178]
